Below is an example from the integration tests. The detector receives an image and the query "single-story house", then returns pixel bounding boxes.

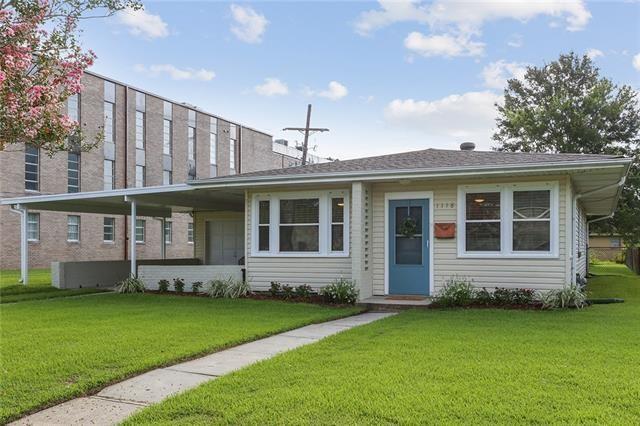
[2,146,631,300]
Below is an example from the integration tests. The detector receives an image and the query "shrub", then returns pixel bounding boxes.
[492,287,514,305]
[540,284,588,309]
[512,288,536,305]
[321,278,359,305]
[225,279,251,298]
[433,276,475,307]
[191,281,203,293]
[117,275,145,294]
[475,287,494,306]
[173,278,185,293]
[295,284,314,298]
[157,279,170,292]
[281,284,294,299]
[207,278,229,298]
[269,281,281,297]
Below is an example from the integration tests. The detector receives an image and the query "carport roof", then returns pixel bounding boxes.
[0,184,245,217]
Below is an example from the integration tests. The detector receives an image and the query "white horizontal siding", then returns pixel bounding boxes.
[371,175,570,295]
[245,187,352,292]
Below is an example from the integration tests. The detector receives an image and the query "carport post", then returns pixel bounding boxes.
[19,204,29,285]
[129,199,137,277]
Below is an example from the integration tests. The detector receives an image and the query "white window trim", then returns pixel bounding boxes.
[27,213,40,242]
[135,219,145,244]
[187,223,194,244]
[457,181,560,259]
[164,221,172,244]
[251,190,350,257]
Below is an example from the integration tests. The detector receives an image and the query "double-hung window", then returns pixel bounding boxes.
[27,213,39,241]
[458,182,558,257]
[279,198,320,252]
[253,191,349,256]
[67,215,80,242]
[164,221,172,244]
[187,223,194,244]
[135,219,145,243]
[103,217,115,242]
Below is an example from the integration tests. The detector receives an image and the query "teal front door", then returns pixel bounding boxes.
[388,198,430,295]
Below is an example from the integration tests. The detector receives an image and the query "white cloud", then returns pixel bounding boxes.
[404,32,484,57]
[230,4,268,43]
[254,78,289,96]
[134,64,215,81]
[586,48,604,59]
[384,91,502,148]
[481,60,528,90]
[354,0,429,36]
[118,7,169,39]
[632,53,640,71]
[304,81,349,101]
[507,34,523,48]
[355,1,590,58]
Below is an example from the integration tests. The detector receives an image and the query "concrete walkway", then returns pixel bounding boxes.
[12,311,395,426]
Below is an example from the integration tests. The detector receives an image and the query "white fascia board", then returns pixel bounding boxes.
[0,184,194,206]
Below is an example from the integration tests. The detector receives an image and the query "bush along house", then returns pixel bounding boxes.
[1,143,631,301]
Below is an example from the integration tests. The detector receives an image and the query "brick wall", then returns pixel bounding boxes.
[0,72,276,269]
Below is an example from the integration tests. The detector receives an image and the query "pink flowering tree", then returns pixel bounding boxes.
[0,0,140,155]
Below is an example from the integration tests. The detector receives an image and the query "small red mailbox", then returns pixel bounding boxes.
[434,223,456,239]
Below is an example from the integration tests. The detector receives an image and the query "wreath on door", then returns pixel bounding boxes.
[399,217,418,238]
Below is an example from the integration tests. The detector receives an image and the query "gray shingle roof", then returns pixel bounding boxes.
[198,148,622,182]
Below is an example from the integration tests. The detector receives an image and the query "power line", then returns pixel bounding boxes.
[283,104,329,165]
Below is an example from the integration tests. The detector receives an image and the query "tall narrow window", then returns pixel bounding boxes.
[67,152,80,193]
[104,82,116,190]
[104,159,115,190]
[164,221,172,244]
[25,145,39,191]
[210,117,217,177]
[103,217,115,242]
[258,200,270,251]
[279,199,320,252]
[27,213,39,241]
[163,170,172,186]
[187,222,194,243]
[512,190,551,252]
[135,165,145,188]
[67,215,80,242]
[331,197,345,252]
[163,119,172,155]
[135,219,145,243]
[464,192,501,252]
[187,124,196,180]
[135,92,146,187]
[229,124,237,174]
[163,102,173,184]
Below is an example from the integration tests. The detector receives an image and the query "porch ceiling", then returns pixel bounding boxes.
[0,185,245,217]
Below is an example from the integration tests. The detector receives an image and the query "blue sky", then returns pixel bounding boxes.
[82,1,640,159]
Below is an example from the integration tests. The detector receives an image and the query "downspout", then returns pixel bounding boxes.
[571,176,626,283]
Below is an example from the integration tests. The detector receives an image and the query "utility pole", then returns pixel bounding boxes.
[283,104,329,165]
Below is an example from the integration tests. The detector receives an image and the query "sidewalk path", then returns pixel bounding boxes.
[12,311,396,426]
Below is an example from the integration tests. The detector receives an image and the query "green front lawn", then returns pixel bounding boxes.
[127,263,640,425]
[0,269,106,303]
[0,294,361,423]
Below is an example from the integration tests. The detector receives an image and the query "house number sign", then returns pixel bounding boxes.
[435,202,455,209]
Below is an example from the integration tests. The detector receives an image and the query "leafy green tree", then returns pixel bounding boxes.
[493,52,640,245]
[0,0,141,154]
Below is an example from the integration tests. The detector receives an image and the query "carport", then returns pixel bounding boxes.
[1,184,245,284]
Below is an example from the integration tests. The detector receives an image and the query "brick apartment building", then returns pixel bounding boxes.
[0,71,307,269]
